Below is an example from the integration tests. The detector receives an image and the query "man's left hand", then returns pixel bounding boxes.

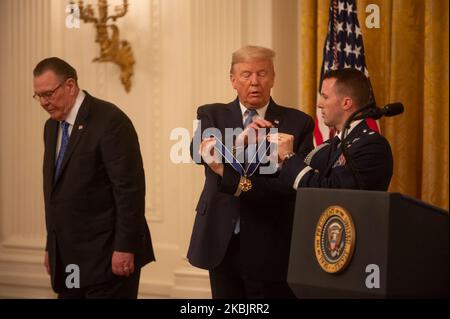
[112,251,135,277]
[199,137,224,177]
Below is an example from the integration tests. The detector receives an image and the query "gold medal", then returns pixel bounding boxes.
[239,176,253,192]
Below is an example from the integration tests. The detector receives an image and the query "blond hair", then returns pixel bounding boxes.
[230,45,275,73]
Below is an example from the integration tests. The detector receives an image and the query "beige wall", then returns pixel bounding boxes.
[0,0,300,298]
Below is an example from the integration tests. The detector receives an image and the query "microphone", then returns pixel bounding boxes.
[341,101,403,190]
[353,103,404,120]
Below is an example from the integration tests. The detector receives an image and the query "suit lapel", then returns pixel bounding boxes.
[226,98,245,129]
[264,98,283,128]
[43,120,58,195]
[53,92,91,186]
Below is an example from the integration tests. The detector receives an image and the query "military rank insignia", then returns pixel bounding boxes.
[333,153,347,168]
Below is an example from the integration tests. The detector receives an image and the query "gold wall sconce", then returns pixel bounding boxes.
[71,0,135,93]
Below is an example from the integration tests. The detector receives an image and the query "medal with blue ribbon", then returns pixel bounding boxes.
[211,134,271,191]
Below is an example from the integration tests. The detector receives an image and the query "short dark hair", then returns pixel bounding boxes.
[33,57,78,83]
[323,68,372,109]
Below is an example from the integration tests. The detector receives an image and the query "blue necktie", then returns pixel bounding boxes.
[243,109,257,128]
[55,121,70,181]
[234,109,257,234]
[243,109,257,167]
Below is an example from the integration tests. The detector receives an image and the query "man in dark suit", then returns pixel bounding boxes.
[33,57,154,298]
[188,46,314,298]
[209,68,393,198]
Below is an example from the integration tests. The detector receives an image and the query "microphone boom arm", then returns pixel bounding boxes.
[339,102,377,190]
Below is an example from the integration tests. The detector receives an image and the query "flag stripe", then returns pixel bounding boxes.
[315,0,379,146]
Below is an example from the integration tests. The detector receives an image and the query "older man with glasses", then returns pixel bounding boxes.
[33,57,155,299]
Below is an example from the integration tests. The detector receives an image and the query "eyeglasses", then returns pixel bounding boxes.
[33,81,64,102]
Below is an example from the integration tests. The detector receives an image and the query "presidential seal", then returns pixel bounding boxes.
[314,206,356,273]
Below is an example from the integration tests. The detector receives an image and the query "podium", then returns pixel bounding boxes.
[287,188,449,298]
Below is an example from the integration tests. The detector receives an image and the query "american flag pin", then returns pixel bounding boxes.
[78,125,84,130]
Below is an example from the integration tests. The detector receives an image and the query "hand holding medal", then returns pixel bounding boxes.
[199,137,224,177]
[199,119,281,193]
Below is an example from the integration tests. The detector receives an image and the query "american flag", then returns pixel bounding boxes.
[314,0,379,146]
